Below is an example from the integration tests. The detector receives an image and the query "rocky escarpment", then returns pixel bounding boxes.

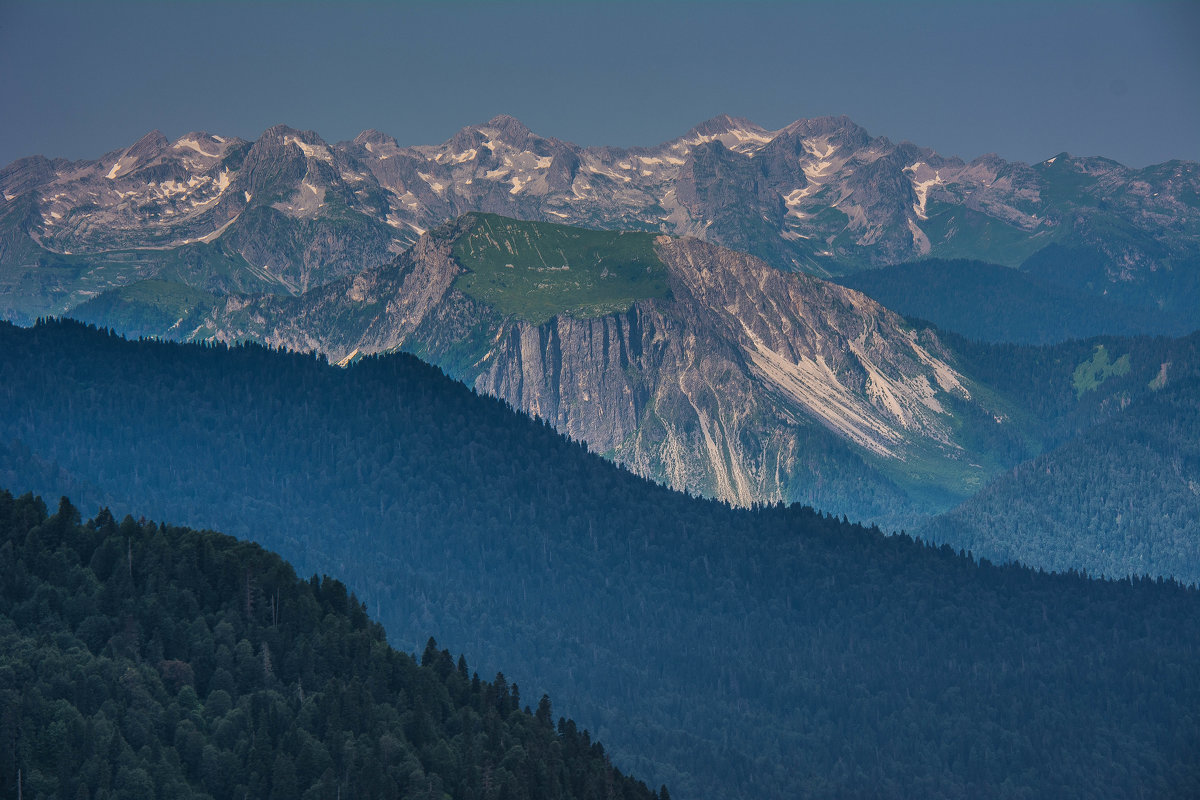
[197,219,469,356]
[466,236,979,517]
[194,216,997,526]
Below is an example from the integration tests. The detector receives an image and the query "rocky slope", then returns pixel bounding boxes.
[3,115,1197,327]
[186,214,1009,527]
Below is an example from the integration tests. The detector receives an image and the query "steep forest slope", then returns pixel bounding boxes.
[0,490,658,800]
[837,258,1179,344]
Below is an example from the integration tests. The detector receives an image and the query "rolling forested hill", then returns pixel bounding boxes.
[1,319,1199,799]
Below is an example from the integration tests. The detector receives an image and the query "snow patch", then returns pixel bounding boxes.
[583,164,631,183]
[418,172,446,195]
[439,148,477,164]
[174,137,220,158]
[803,158,835,180]
[284,136,333,163]
[105,156,136,180]
[904,163,943,220]
[907,218,931,255]
[159,179,189,197]
[784,187,814,219]
[681,126,776,155]
[197,213,240,243]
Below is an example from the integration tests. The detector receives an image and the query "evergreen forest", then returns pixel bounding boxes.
[0,489,658,799]
[922,330,1200,581]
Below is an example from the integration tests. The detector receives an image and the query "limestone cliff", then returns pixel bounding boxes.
[198,216,1000,527]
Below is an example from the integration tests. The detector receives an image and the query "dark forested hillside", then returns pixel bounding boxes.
[2,319,1199,799]
[922,376,1200,582]
[0,490,658,800]
[922,331,1200,580]
[836,258,1178,344]
[944,330,1200,450]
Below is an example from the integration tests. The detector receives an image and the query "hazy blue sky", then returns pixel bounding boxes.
[2,1,1197,167]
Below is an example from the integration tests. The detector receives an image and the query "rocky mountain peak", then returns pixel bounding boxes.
[482,114,536,142]
[256,124,329,149]
[687,114,760,136]
[169,132,235,160]
[100,129,170,180]
[675,114,775,155]
[969,152,1008,170]
[780,115,870,147]
[0,155,57,198]
[5,115,1196,337]
[353,129,399,150]
[127,129,169,159]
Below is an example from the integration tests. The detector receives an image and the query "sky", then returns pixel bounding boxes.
[2,1,1198,168]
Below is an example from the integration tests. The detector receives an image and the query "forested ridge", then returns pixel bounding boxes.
[923,374,1200,582]
[924,330,1200,580]
[1,319,1199,799]
[0,489,660,800]
[836,258,1181,344]
[943,329,1200,450]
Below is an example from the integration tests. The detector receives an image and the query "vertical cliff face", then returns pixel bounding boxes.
[458,233,980,521]
[472,312,648,451]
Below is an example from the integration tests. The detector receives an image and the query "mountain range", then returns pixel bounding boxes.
[3,114,1198,559]
[61,211,1200,547]
[3,114,1198,334]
